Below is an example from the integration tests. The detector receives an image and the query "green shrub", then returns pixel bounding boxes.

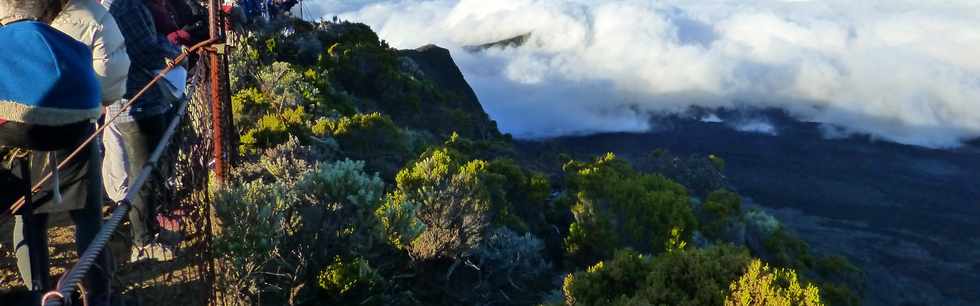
[297,159,384,207]
[561,250,652,306]
[745,209,781,237]
[312,112,409,178]
[813,256,865,306]
[466,228,551,304]
[562,153,696,264]
[724,259,824,306]
[318,256,381,298]
[701,189,743,241]
[392,148,492,261]
[257,62,307,107]
[240,106,311,154]
[818,282,860,306]
[314,113,405,154]
[640,150,728,197]
[376,193,426,250]
[292,159,387,256]
[213,180,298,304]
[231,87,270,128]
[561,245,754,306]
[765,228,814,271]
[483,158,538,232]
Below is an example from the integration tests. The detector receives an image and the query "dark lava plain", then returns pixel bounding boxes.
[518,115,980,306]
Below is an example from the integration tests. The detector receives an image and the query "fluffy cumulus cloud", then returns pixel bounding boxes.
[301,0,980,147]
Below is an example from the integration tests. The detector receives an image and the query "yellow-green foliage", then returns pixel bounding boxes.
[318,256,380,297]
[258,62,307,107]
[395,148,456,193]
[232,61,362,155]
[391,148,492,260]
[702,189,743,240]
[562,153,696,264]
[376,193,426,250]
[430,134,545,233]
[754,220,863,306]
[313,112,407,170]
[725,260,824,306]
[233,63,318,155]
[561,250,652,306]
[240,106,310,155]
[666,226,688,252]
[231,87,270,127]
[561,245,754,306]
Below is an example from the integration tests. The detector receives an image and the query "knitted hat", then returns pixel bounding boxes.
[0,20,101,126]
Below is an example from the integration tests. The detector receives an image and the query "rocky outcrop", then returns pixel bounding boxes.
[398,45,501,140]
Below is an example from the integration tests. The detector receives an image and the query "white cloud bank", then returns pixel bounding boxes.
[300,0,980,147]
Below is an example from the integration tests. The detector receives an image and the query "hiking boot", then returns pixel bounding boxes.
[129,242,175,263]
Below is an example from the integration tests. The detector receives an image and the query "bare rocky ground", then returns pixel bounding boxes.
[1,210,210,306]
[1,213,78,289]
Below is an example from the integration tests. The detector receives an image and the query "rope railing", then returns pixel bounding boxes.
[1,2,231,305]
[0,37,222,305]
[0,38,218,225]
[41,91,193,306]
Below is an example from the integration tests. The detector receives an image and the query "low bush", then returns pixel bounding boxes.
[701,189,743,241]
[724,259,824,306]
[392,148,491,261]
[213,180,298,305]
[560,245,754,306]
[562,153,696,264]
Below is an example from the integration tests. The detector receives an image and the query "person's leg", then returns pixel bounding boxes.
[103,121,130,203]
[70,207,113,303]
[117,113,168,247]
[13,213,50,291]
[117,119,154,247]
[71,141,113,304]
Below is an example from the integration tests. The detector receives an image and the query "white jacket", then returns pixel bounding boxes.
[52,0,131,106]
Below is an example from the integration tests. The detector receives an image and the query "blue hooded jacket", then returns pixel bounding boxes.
[0,20,101,126]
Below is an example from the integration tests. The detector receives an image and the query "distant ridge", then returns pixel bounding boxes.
[463,33,532,52]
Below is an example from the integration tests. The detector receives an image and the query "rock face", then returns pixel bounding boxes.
[290,20,503,141]
[398,45,500,140]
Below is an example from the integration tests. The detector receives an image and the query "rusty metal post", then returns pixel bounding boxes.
[208,0,220,39]
[208,0,226,183]
[206,2,226,304]
[209,52,225,182]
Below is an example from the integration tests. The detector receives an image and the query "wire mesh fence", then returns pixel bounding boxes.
[1,53,226,306]
[108,56,219,306]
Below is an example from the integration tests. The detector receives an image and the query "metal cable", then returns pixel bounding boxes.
[42,93,193,306]
[1,39,219,223]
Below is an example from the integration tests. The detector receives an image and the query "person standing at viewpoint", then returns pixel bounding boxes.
[107,0,181,262]
[0,0,104,303]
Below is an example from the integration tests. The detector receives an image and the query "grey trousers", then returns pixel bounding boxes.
[106,112,170,247]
